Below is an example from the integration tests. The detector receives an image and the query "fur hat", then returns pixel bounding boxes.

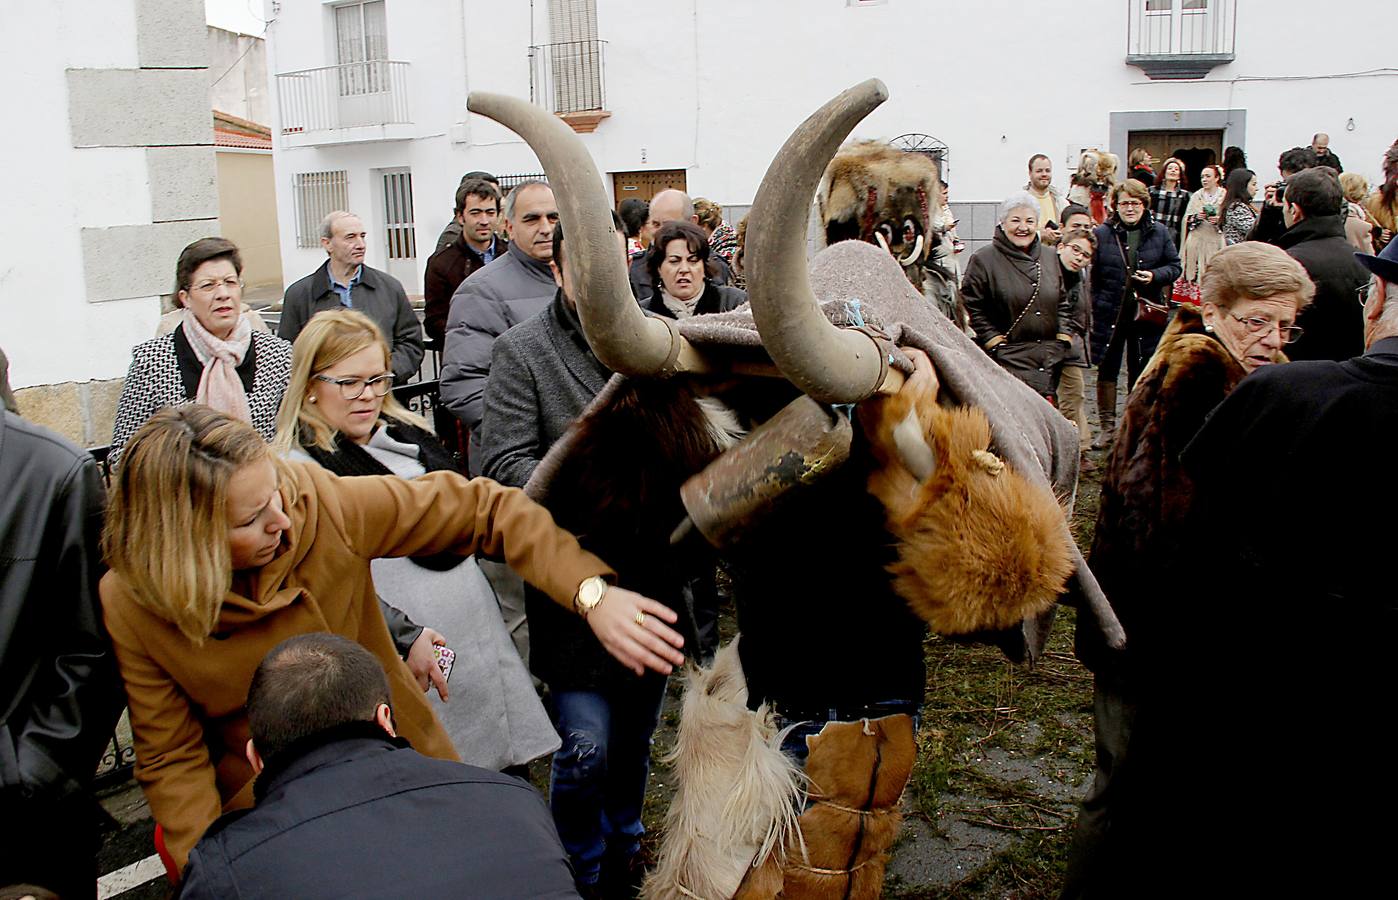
[818,140,940,248]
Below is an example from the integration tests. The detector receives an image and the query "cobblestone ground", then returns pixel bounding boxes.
[97,371,1116,899]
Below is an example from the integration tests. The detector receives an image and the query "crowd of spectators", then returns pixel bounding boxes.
[3,130,1397,899]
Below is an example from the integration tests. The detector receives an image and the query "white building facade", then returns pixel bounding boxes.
[264,0,1393,295]
[0,0,220,438]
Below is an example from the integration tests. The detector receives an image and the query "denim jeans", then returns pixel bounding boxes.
[548,676,667,885]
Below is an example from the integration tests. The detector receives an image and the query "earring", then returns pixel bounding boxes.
[309,396,317,403]
[1204,324,1214,333]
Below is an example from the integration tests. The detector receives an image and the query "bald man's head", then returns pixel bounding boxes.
[647,190,695,231]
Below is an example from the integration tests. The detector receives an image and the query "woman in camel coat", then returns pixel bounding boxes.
[100,405,685,870]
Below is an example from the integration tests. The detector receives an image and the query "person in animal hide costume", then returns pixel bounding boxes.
[464,82,1125,900]
[817,140,964,329]
[1068,150,1118,225]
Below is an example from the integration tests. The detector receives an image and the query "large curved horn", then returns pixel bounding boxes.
[745,79,891,404]
[466,93,685,377]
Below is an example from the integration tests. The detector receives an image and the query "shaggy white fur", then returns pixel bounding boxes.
[641,641,805,900]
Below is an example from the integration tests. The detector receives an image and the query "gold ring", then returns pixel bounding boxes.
[634,610,647,628]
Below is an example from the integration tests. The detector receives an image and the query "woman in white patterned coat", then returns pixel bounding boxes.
[109,238,292,466]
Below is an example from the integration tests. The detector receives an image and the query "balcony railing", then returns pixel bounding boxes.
[529,40,607,116]
[277,60,412,137]
[1126,0,1235,79]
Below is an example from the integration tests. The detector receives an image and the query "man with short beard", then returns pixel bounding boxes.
[1025,153,1066,244]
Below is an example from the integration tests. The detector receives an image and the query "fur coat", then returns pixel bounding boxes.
[1078,306,1246,675]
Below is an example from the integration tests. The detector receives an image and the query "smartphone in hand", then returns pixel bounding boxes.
[432,644,456,682]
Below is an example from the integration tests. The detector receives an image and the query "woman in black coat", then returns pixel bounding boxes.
[1087,179,1182,446]
[962,192,1075,400]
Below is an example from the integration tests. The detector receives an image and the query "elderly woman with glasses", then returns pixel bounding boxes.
[1088,179,1182,448]
[1062,242,1314,897]
[109,237,293,466]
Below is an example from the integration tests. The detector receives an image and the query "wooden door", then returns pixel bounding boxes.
[1126,129,1223,191]
[612,169,688,208]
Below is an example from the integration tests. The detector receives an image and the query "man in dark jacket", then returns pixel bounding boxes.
[1108,239,1398,896]
[278,211,424,383]
[1248,146,1318,245]
[0,349,123,899]
[1277,166,1369,360]
[179,633,579,899]
[422,178,507,344]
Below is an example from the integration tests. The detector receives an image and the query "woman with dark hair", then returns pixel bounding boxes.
[1088,180,1182,446]
[1364,139,1398,252]
[109,237,292,466]
[618,198,650,257]
[644,220,747,319]
[1148,157,1191,249]
[1222,145,1247,177]
[1220,168,1260,245]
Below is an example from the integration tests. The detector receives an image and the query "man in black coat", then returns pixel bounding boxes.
[0,349,123,900]
[1247,146,1318,245]
[179,633,579,899]
[1277,166,1370,360]
[1107,238,1398,896]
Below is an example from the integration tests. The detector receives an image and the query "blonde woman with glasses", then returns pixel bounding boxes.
[274,309,560,773]
[100,404,685,873]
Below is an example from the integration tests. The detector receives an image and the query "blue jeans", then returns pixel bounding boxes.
[548,676,667,885]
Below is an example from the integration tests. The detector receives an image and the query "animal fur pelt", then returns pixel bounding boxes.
[735,714,916,900]
[642,641,805,900]
[858,348,1075,634]
[818,140,941,287]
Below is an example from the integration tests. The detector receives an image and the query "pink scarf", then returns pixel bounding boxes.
[181,311,253,424]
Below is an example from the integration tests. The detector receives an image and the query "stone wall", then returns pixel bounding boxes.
[15,378,125,449]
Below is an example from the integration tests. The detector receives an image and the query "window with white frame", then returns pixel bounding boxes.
[334,1,388,95]
[293,170,349,248]
[1135,0,1225,55]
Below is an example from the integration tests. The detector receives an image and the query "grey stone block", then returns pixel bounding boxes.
[81,219,220,303]
[68,68,212,148]
[135,0,209,69]
[147,146,218,222]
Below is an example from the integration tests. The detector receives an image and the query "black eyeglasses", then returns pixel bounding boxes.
[1229,314,1303,344]
[313,373,393,399]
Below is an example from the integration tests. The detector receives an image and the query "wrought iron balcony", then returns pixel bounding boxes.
[276,60,412,145]
[529,40,610,133]
[1126,0,1236,80]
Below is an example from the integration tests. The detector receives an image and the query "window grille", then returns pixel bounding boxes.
[381,169,416,260]
[497,173,549,193]
[293,170,349,248]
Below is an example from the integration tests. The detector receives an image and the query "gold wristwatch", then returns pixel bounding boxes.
[573,575,609,618]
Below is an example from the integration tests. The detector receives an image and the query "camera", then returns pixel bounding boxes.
[1271,180,1288,205]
